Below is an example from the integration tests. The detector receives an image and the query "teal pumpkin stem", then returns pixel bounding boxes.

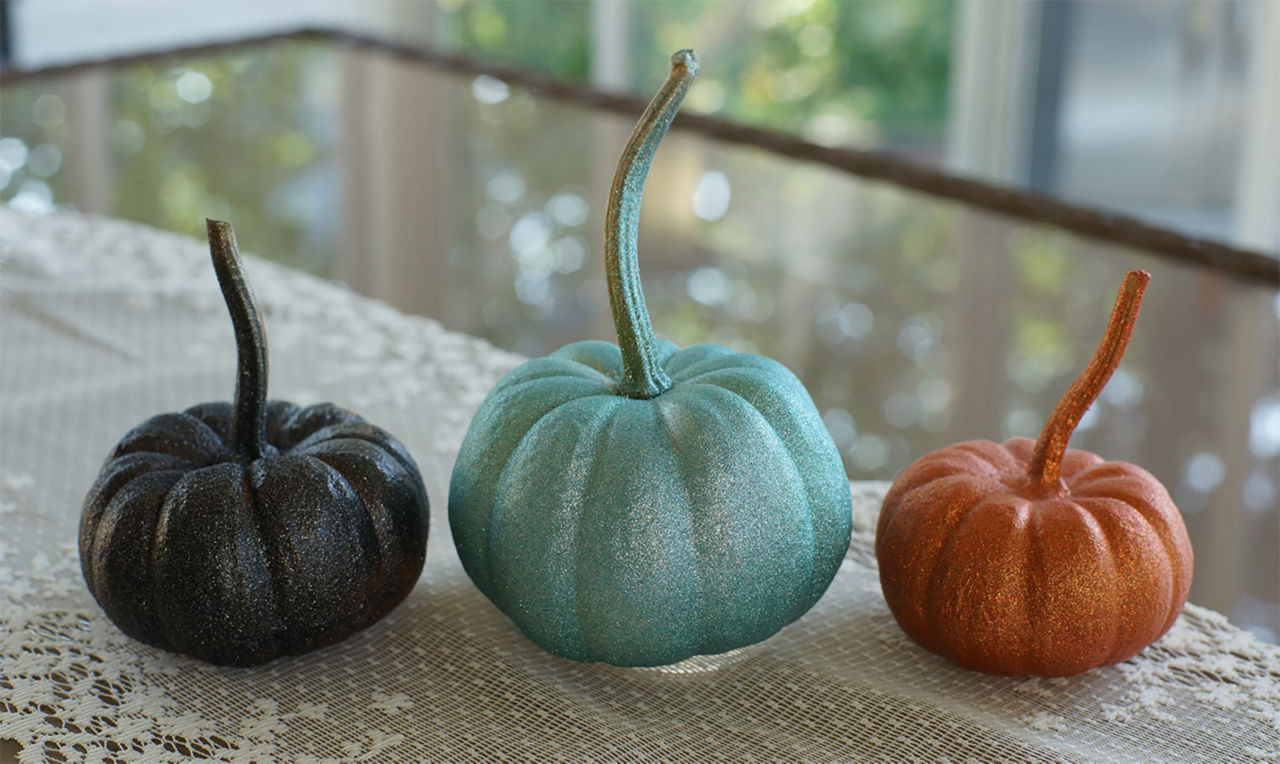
[605,49,699,399]
[207,219,268,463]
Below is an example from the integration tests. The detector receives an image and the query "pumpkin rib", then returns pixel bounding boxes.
[520,393,618,445]
[921,493,1007,655]
[1033,501,1119,675]
[1077,482,1188,638]
[111,412,231,465]
[483,393,621,559]
[265,401,305,448]
[496,371,616,403]
[891,464,993,516]
[651,385,809,658]
[879,475,978,636]
[952,441,1019,476]
[82,454,196,568]
[550,340,627,379]
[297,424,424,491]
[1071,495,1172,666]
[146,466,196,650]
[652,398,710,653]
[696,363,853,591]
[576,399,706,660]
[450,381,616,594]
[248,454,386,652]
[562,401,627,660]
[1072,470,1187,569]
[661,343,737,378]
[668,351,762,384]
[688,379,819,619]
[237,460,294,646]
[298,450,390,636]
[508,357,617,388]
[149,463,283,661]
[484,355,613,394]
[89,469,188,643]
[1075,501,1125,671]
[485,396,624,659]
[1024,506,1044,675]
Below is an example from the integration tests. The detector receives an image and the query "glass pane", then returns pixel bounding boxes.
[2,39,1275,644]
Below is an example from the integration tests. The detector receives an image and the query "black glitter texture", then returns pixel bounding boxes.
[77,220,429,667]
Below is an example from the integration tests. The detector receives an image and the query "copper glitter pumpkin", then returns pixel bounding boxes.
[875,271,1193,677]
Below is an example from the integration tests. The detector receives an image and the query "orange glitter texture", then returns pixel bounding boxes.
[875,271,1194,677]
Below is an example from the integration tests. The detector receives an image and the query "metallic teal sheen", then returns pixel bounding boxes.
[449,341,852,667]
[604,49,697,400]
[448,51,852,667]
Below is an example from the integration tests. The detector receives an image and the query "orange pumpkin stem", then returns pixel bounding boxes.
[1026,270,1150,488]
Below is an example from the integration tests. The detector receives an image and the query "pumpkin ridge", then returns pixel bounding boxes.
[147,467,194,650]
[1072,495,1168,666]
[561,362,619,385]
[571,402,632,660]
[480,393,621,554]
[952,441,1017,476]
[893,472,996,536]
[548,341,626,380]
[238,459,294,649]
[450,382,615,594]
[107,451,200,471]
[90,469,187,644]
[660,343,736,378]
[83,454,197,564]
[496,373,615,403]
[1076,480,1188,637]
[666,350,756,383]
[1024,505,1045,673]
[922,493,1005,655]
[296,425,423,490]
[652,398,707,653]
[302,451,389,635]
[112,412,231,465]
[148,463,274,657]
[502,359,616,389]
[1048,501,1122,674]
[688,379,819,608]
[483,396,624,658]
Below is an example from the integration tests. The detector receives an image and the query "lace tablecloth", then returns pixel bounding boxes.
[1,209,1277,762]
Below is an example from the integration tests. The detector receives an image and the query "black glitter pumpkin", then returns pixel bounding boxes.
[79,220,429,666]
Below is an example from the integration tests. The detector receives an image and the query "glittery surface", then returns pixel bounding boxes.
[875,272,1193,677]
[78,222,429,667]
[449,51,851,668]
[1026,270,1149,487]
[450,341,852,667]
[604,49,697,400]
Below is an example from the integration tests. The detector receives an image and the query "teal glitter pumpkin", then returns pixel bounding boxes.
[449,50,852,667]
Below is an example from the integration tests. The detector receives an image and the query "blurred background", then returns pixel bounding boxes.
[1,0,1277,642]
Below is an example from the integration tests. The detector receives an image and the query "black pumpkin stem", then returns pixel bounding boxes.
[207,219,268,463]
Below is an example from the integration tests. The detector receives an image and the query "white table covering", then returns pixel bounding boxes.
[1,209,1277,762]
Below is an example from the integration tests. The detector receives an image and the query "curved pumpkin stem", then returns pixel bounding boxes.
[605,49,699,399]
[1026,270,1150,488]
[207,219,268,463]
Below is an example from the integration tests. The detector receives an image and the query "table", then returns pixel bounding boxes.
[2,209,1277,761]
[4,32,1278,645]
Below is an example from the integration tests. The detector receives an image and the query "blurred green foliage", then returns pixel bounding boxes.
[437,0,954,152]
[109,48,334,272]
[1,47,334,273]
